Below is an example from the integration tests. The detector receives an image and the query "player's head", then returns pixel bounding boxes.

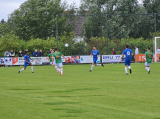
[93,46,96,50]
[26,49,28,51]
[51,49,54,53]
[35,49,37,52]
[25,51,29,55]
[135,46,137,48]
[54,48,58,51]
[125,44,129,49]
[147,47,150,51]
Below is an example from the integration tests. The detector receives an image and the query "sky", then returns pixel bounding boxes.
[0,0,143,21]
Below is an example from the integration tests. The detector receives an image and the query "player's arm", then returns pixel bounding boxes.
[52,56,54,64]
[61,54,65,59]
[25,59,31,64]
[152,55,154,62]
[122,51,125,57]
[47,55,50,62]
[29,57,34,61]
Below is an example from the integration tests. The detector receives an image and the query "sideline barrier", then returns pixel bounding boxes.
[0,55,101,66]
[102,55,124,63]
[135,54,160,62]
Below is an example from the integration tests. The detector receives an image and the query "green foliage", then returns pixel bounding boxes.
[0,33,154,56]
[8,0,76,41]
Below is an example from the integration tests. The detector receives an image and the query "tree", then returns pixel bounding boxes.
[8,0,76,41]
[80,0,154,40]
[0,19,5,24]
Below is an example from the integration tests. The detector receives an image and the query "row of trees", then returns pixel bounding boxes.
[80,0,160,40]
[0,32,153,56]
[0,0,159,56]
[0,0,160,41]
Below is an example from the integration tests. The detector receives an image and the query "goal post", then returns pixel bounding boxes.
[153,37,160,62]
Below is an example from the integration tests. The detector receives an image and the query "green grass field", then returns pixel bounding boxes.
[0,63,160,119]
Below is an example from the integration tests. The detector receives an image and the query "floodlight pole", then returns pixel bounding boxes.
[56,15,58,50]
[106,14,108,55]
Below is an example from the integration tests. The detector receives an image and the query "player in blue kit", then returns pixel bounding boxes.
[122,44,133,75]
[18,51,34,73]
[89,46,104,72]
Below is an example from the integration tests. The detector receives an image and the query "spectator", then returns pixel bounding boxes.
[18,50,23,57]
[4,50,9,57]
[9,49,15,57]
[48,49,52,55]
[33,49,39,57]
[39,49,44,57]
[135,46,139,55]
[112,48,116,55]
[0,59,5,67]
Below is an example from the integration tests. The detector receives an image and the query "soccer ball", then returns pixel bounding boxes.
[65,43,69,47]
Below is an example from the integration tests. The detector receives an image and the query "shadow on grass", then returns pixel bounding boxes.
[44,101,81,105]
[51,88,99,93]
[10,88,41,90]
[52,108,85,113]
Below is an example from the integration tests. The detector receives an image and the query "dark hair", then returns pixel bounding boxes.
[148,47,150,50]
[54,48,58,51]
[94,46,96,48]
[125,44,129,48]
[25,51,28,54]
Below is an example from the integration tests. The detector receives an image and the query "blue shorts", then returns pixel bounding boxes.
[24,61,30,67]
[93,57,97,64]
[125,58,131,66]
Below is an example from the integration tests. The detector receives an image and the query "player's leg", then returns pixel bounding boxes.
[124,60,128,75]
[59,63,63,76]
[95,58,104,67]
[147,63,151,74]
[53,61,58,72]
[18,66,26,73]
[29,63,34,73]
[128,60,132,74]
[145,62,150,73]
[90,62,95,72]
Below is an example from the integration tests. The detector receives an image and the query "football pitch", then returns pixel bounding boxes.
[0,63,160,119]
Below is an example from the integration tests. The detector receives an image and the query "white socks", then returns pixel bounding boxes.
[91,65,94,70]
[55,66,57,69]
[145,67,150,72]
[31,66,33,72]
[20,68,24,72]
[97,64,102,66]
[128,66,131,69]
[60,68,63,75]
[125,67,128,73]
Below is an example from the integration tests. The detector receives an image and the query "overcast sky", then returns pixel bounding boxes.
[0,0,143,21]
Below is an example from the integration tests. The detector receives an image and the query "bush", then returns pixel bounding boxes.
[0,32,154,56]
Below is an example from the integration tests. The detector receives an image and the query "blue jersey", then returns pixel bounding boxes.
[24,55,30,63]
[91,50,100,58]
[123,49,133,59]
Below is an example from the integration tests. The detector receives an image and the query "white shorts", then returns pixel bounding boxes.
[56,62,63,68]
[145,62,151,67]
[50,61,56,65]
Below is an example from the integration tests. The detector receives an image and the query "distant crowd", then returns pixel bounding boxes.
[4,49,53,57]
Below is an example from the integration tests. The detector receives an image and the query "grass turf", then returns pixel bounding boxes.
[0,63,160,119]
